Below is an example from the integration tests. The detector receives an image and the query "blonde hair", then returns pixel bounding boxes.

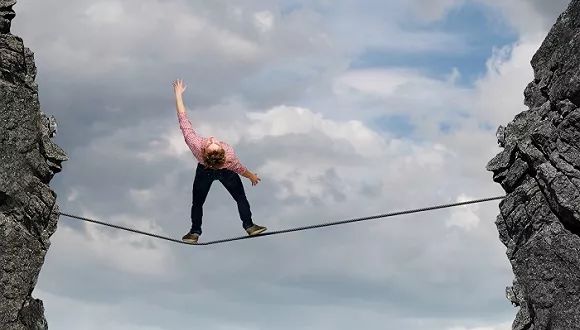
[203,148,226,169]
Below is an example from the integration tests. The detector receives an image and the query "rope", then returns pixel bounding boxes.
[57,195,505,246]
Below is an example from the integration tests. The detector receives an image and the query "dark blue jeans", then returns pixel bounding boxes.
[190,163,254,235]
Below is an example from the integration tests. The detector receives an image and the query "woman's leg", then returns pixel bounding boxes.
[190,164,214,235]
[217,169,254,230]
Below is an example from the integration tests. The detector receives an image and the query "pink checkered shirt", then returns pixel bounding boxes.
[177,111,248,175]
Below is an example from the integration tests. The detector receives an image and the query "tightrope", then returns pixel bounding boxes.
[57,195,505,246]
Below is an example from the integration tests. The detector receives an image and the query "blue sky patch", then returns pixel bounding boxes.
[439,121,454,134]
[371,113,416,139]
[350,2,518,87]
[479,121,496,131]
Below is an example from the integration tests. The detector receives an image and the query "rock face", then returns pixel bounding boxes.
[0,1,68,329]
[486,0,580,329]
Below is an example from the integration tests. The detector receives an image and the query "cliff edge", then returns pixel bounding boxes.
[486,0,580,328]
[0,1,68,329]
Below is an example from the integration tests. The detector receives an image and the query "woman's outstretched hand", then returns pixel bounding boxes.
[173,79,187,96]
[250,173,261,186]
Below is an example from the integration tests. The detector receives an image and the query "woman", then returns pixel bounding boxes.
[173,79,267,244]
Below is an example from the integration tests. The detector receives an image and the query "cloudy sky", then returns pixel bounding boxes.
[12,0,572,329]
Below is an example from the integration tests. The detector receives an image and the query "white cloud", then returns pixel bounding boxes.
[334,68,432,98]
[446,193,482,231]
[164,129,193,157]
[128,188,155,207]
[407,0,569,37]
[473,38,541,126]
[409,0,465,22]
[446,67,461,84]
[477,0,568,37]
[33,288,178,330]
[84,1,125,24]
[53,210,177,278]
[19,0,263,78]
[66,187,79,202]
[210,28,261,61]
[330,66,474,144]
[254,10,274,33]
[245,105,390,158]
[333,67,471,116]
[447,320,512,330]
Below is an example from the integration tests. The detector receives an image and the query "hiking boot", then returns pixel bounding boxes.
[182,232,200,244]
[246,224,267,236]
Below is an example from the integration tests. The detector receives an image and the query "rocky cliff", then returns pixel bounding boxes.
[486,0,580,328]
[0,0,68,329]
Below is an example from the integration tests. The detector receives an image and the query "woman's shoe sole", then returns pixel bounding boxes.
[248,228,267,236]
[182,239,198,244]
